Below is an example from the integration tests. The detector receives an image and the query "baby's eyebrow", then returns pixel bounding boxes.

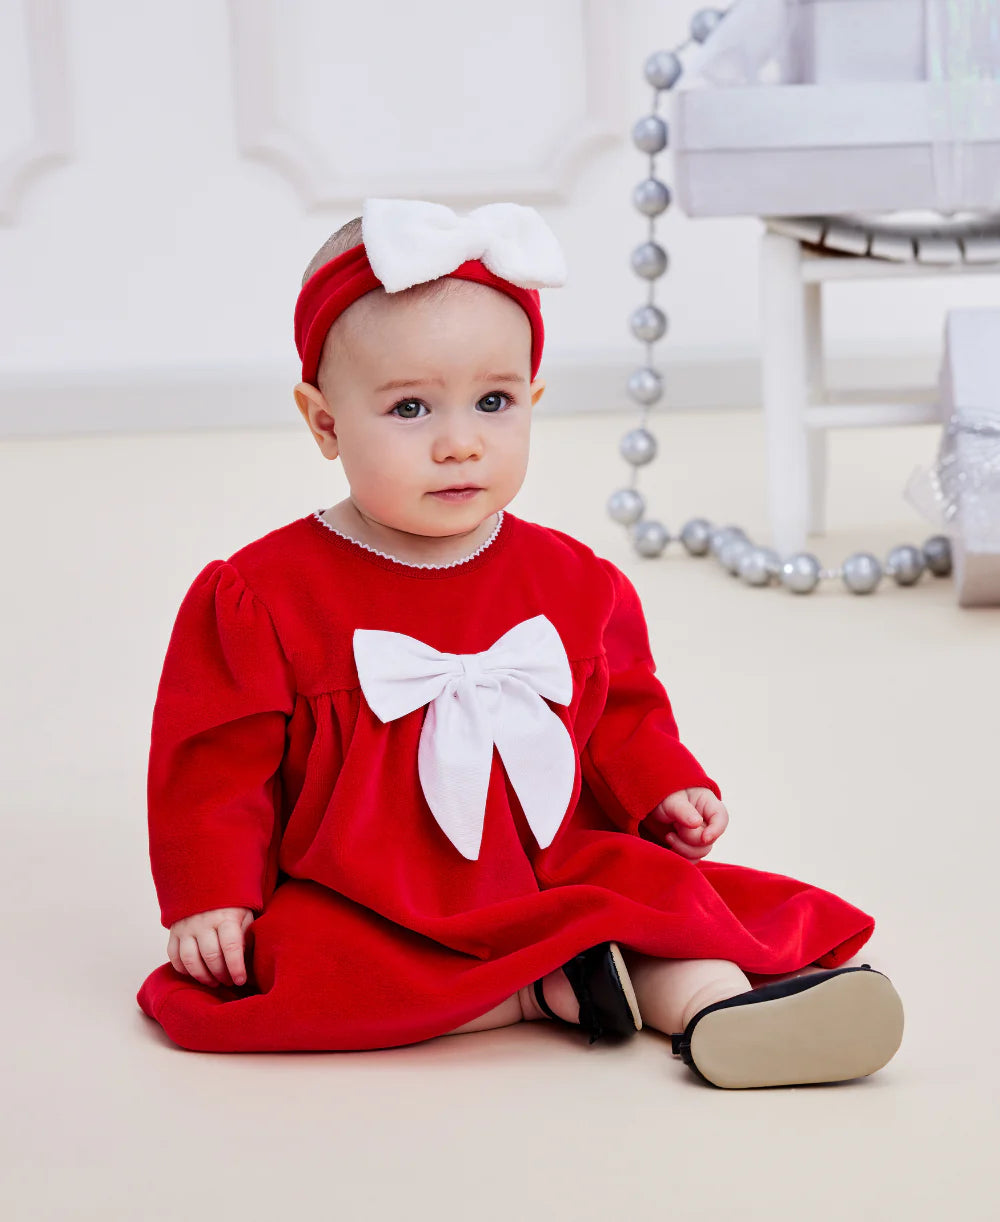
[375,372,524,393]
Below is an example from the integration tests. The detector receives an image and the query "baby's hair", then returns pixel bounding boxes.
[303,214,466,393]
[302,217,364,286]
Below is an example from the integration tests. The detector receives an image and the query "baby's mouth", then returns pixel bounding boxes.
[429,486,483,499]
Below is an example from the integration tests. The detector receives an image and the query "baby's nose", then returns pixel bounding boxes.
[433,421,483,461]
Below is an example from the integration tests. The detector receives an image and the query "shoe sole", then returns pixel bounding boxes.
[689,969,903,1089]
[608,942,643,1033]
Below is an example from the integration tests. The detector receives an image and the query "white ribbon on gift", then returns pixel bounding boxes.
[361,198,568,294]
[353,615,576,860]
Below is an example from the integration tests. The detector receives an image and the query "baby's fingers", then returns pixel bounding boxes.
[217,917,249,987]
[656,797,702,830]
[673,819,707,845]
[167,931,182,975]
[177,934,219,987]
[665,831,712,860]
[701,802,730,843]
[197,928,237,986]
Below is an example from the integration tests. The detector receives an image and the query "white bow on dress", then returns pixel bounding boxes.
[361,198,568,294]
[353,615,576,860]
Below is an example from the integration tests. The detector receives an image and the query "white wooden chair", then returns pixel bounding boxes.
[759,228,1000,555]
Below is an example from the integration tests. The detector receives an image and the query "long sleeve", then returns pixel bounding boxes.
[147,560,296,929]
[582,561,720,835]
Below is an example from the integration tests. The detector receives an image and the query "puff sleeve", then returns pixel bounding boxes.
[147,561,296,929]
[582,561,720,835]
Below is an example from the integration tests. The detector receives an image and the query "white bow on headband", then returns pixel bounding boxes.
[361,198,568,294]
[353,615,577,861]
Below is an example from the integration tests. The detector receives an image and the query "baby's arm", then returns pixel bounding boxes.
[582,559,723,838]
[167,907,255,988]
[148,561,295,946]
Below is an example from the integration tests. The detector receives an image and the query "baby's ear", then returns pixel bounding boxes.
[294,382,340,460]
[530,378,546,407]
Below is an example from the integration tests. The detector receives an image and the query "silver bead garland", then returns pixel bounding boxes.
[608,487,646,525]
[609,5,956,597]
[633,519,671,557]
[627,367,663,405]
[620,427,658,466]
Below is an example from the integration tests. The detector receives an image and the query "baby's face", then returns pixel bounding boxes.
[297,281,542,540]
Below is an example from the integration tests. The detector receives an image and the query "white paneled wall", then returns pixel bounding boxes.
[2,0,999,435]
[229,0,622,205]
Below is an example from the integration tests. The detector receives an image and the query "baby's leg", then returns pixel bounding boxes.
[622,953,751,1034]
[446,970,580,1035]
[445,958,833,1037]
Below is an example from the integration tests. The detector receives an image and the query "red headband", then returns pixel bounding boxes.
[294,244,545,386]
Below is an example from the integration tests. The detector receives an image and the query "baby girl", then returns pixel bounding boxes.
[137,198,903,1088]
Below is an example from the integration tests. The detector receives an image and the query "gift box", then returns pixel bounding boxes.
[672,0,1000,217]
[794,0,928,84]
[935,310,1000,606]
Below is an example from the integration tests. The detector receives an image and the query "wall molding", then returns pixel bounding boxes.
[0,0,72,225]
[0,349,942,438]
[227,0,624,208]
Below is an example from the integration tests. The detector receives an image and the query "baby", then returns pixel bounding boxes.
[137,198,903,1088]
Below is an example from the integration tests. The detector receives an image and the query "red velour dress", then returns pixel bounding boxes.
[136,510,873,1052]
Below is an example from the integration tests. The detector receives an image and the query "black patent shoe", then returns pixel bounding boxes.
[670,964,904,1089]
[534,941,642,1044]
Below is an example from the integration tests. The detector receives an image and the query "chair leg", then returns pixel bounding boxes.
[807,431,828,538]
[804,281,827,537]
[761,231,811,556]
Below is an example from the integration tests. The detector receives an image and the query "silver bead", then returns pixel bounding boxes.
[719,537,752,575]
[629,304,668,343]
[631,241,668,280]
[780,553,822,594]
[923,535,953,577]
[619,427,657,466]
[739,547,775,586]
[842,552,882,594]
[885,544,925,586]
[644,50,682,91]
[627,367,663,406]
[632,115,668,154]
[708,525,746,557]
[680,518,713,556]
[758,547,783,577]
[632,178,672,217]
[607,488,645,526]
[690,9,725,43]
[632,519,670,558]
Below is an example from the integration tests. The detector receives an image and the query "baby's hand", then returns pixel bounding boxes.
[645,787,729,861]
[167,907,255,988]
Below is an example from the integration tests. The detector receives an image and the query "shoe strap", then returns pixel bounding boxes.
[533,978,562,1023]
[561,952,603,1042]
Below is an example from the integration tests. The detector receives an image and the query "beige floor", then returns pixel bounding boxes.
[2,406,997,1221]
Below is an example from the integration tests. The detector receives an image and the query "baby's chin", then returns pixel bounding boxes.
[362,504,498,540]
[415,511,500,539]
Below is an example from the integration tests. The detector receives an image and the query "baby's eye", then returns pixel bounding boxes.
[477,392,511,413]
[391,399,428,419]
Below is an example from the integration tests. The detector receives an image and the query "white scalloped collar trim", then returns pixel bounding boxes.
[313,509,505,570]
